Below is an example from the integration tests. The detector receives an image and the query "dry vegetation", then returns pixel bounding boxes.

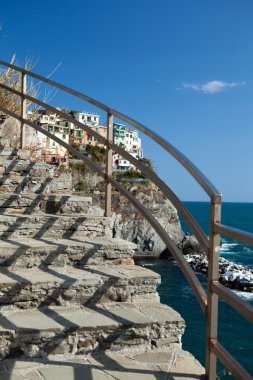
[0,55,38,117]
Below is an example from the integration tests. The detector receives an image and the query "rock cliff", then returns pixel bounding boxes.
[111,183,184,255]
[0,116,40,149]
[72,171,185,255]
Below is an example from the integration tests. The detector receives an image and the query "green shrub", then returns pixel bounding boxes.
[113,168,145,181]
[76,180,89,192]
[85,144,106,163]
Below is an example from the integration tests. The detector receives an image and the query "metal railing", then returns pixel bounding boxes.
[0,59,252,380]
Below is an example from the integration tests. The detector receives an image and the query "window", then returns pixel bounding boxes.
[82,115,85,120]
[130,135,132,138]
[88,134,92,141]
[87,116,91,121]
[52,142,55,146]
[63,135,66,139]
[94,117,97,121]
[126,134,129,137]
[95,128,98,132]
[104,128,106,133]
[76,130,82,137]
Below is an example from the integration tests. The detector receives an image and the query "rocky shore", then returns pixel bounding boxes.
[185,252,253,292]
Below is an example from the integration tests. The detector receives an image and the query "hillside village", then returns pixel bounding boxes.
[33,109,144,171]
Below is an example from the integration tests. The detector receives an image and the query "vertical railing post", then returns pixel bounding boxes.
[205,194,221,380]
[105,112,113,217]
[20,72,27,149]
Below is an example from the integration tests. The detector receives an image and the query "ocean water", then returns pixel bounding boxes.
[139,202,253,379]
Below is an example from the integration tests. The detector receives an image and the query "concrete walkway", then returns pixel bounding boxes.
[0,349,204,380]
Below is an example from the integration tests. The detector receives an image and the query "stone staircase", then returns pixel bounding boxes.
[0,150,204,379]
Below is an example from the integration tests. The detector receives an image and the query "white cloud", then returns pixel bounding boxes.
[180,80,246,94]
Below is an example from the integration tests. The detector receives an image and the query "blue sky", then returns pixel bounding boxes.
[1,0,253,201]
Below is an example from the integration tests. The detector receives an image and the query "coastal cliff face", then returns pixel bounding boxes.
[111,183,184,254]
[71,168,185,255]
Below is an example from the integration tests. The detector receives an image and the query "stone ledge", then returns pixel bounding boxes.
[0,303,185,359]
[0,237,137,267]
[0,193,99,215]
[0,213,112,239]
[0,265,160,308]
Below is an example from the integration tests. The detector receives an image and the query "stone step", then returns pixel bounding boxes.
[0,193,101,215]
[0,213,112,239]
[0,265,160,309]
[0,302,184,359]
[0,173,72,194]
[0,159,72,194]
[0,159,52,177]
[0,148,19,159]
[0,237,137,267]
[0,349,204,379]
[0,148,38,160]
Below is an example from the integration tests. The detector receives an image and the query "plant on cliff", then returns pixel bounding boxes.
[113,168,146,181]
[139,157,154,171]
[112,158,153,183]
[85,144,106,164]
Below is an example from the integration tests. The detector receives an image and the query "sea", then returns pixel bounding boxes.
[139,202,253,379]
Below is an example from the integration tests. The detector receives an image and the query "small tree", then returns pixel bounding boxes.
[0,55,37,117]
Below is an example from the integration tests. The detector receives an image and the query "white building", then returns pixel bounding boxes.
[113,123,143,171]
[38,110,74,163]
[113,123,143,158]
[75,112,100,126]
[113,152,139,171]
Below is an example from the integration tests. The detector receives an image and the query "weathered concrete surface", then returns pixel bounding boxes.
[0,265,160,309]
[0,303,185,359]
[0,237,136,267]
[0,349,204,380]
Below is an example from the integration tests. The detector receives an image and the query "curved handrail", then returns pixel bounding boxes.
[0,104,208,313]
[0,81,209,253]
[0,59,220,198]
